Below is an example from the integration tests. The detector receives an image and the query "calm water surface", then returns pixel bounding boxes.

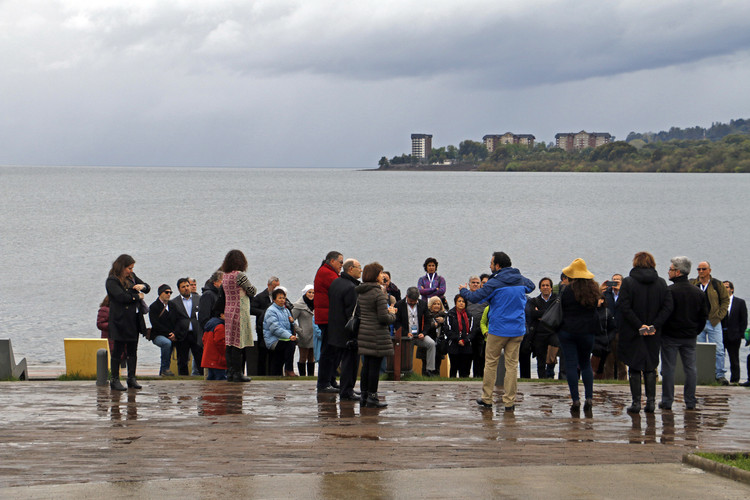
[1,166,749,372]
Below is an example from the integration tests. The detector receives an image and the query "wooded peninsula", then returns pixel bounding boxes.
[377,119,750,173]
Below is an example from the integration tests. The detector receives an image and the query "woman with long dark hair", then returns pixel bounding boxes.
[557,258,601,413]
[618,251,673,413]
[220,249,257,382]
[357,262,397,408]
[105,254,150,390]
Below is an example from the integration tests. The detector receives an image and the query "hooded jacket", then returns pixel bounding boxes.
[617,267,673,370]
[459,267,535,337]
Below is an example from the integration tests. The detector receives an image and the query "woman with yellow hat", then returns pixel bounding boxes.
[558,258,601,413]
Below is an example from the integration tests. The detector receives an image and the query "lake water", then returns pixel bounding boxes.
[1,166,749,376]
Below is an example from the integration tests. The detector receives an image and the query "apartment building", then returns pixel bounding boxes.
[483,133,536,152]
[555,131,612,151]
[411,134,433,159]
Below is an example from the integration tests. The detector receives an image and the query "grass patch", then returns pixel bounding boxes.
[696,452,750,472]
[57,372,96,381]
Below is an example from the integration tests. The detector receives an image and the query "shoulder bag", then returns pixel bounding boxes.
[539,297,563,331]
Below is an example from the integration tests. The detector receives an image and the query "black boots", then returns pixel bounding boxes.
[307,362,316,378]
[298,362,306,377]
[126,356,141,389]
[644,370,656,413]
[228,346,251,382]
[627,371,642,413]
[110,357,126,391]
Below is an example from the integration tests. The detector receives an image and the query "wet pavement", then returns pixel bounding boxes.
[1,380,749,496]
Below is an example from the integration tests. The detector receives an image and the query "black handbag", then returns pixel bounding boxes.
[539,297,563,330]
[436,332,449,356]
[344,298,360,336]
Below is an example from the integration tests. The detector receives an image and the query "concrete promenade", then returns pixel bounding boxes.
[1,380,749,498]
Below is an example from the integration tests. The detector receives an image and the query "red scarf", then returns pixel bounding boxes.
[457,308,470,334]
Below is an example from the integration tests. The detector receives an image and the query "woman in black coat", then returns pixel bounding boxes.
[445,294,473,378]
[106,254,150,391]
[617,252,673,413]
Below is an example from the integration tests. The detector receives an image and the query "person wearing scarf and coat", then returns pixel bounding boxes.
[445,294,473,377]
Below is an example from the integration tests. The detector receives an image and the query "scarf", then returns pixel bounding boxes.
[456,308,470,335]
[303,295,315,311]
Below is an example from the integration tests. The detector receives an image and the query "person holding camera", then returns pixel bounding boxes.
[618,252,674,414]
[327,259,363,400]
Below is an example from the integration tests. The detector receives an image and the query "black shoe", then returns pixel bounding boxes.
[110,378,126,391]
[686,405,696,411]
[318,385,339,394]
[740,381,750,387]
[160,370,175,377]
[504,405,515,412]
[583,399,593,411]
[570,400,581,413]
[627,403,641,414]
[331,381,341,389]
[476,398,492,408]
[644,401,655,413]
[717,377,730,386]
[127,377,142,390]
[365,393,387,408]
[340,393,360,401]
[658,402,672,410]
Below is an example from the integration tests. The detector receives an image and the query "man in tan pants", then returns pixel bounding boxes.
[460,251,535,412]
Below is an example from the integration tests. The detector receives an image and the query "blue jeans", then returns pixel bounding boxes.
[697,320,725,379]
[206,368,227,381]
[152,335,173,374]
[557,330,594,402]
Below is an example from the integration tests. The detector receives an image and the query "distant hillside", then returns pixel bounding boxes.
[626,118,750,144]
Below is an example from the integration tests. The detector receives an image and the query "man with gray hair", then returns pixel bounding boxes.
[660,256,709,410]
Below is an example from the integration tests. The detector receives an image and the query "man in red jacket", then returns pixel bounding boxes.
[315,250,343,393]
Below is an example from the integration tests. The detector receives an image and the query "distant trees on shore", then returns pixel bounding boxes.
[378,118,750,173]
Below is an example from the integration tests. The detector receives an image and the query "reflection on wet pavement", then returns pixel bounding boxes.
[1,380,749,488]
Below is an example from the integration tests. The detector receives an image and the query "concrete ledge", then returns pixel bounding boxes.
[683,453,750,484]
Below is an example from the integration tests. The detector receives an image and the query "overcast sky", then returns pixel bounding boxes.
[1,0,749,168]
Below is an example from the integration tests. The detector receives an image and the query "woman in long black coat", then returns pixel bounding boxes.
[106,254,150,391]
[617,252,673,413]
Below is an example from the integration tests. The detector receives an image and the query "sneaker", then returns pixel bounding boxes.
[317,385,339,394]
[717,377,730,386]
[476,398,492,408]
[160,370,175,377]
[740,381,750,387]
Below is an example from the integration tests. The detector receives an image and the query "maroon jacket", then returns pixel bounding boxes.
[97,305,109,338]
[314,262,339,325]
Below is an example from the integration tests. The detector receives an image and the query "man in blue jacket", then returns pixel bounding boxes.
[460,251,535,412]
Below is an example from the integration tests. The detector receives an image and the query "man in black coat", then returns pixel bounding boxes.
[327,259,362,400]
[722,281,748,384]
[394,287,437,376]
[251,276,279,376]
[525,277,559,379]
[149,284,176,376]
[171,277,203,376]
[660,257,709,410]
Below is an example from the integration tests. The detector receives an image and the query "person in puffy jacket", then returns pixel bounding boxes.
[263,287,297,376]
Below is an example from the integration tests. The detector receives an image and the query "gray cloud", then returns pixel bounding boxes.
[1,1,749,167]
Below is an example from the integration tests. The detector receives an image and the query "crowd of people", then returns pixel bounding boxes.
[98,250,750,413]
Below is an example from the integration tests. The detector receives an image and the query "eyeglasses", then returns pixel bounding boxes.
[164,291,172,294]
[697,268,708,271]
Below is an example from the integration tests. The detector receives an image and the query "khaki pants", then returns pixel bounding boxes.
[481,334,522,408]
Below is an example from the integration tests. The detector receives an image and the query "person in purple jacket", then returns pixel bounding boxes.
[418,257,447,308]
